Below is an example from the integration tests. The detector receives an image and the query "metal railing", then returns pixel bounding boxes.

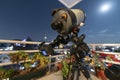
[0,39,120,67]
[88,44,120,65]
[0,39,67,67]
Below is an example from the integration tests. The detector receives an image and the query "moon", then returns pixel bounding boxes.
[100,3,112,13]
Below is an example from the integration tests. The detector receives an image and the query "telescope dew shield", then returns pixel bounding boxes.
[51,8,85,35]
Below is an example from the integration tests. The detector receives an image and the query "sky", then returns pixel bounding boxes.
[0,0,120,43]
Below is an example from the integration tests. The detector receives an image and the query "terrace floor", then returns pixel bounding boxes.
[37,70,102,80]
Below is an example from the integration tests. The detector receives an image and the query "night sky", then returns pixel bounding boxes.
[0,0,120,43]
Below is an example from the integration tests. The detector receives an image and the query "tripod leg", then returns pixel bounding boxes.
[72,68,80,80]
[67,68,79,80]
[81,66,91,80]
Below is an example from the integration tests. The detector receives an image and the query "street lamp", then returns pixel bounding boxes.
[44,33,47,42]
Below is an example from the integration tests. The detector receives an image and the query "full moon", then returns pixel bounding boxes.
[100,3,111,13]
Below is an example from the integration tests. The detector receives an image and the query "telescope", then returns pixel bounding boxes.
[38,8,91,80]
[51,8,85,35]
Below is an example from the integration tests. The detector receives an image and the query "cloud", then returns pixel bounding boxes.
[98,29,108,34]
[86,29,120,43]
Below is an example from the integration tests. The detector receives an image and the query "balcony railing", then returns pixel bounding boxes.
[0,39,120,67]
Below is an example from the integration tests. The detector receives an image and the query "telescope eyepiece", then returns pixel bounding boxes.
[51,21,63,33]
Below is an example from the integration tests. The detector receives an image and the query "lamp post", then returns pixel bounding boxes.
[44,33,47,42]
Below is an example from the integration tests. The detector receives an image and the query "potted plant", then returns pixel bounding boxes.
[31,52,49,69]
[7,52,49,80]
[0,67,14,80]
[91,53,107,80]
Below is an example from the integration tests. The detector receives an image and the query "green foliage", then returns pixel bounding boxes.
[24,63,31,69]
[0,67,14,79]
[4,68,14,78]
[9,53,20,63]
[9,51,29,64]
[4,52,49,79]
[19,51,29,62]
[0,67,6,79]
[91,52,105,70]
[31,52,49,67]
[62,61,72,78]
